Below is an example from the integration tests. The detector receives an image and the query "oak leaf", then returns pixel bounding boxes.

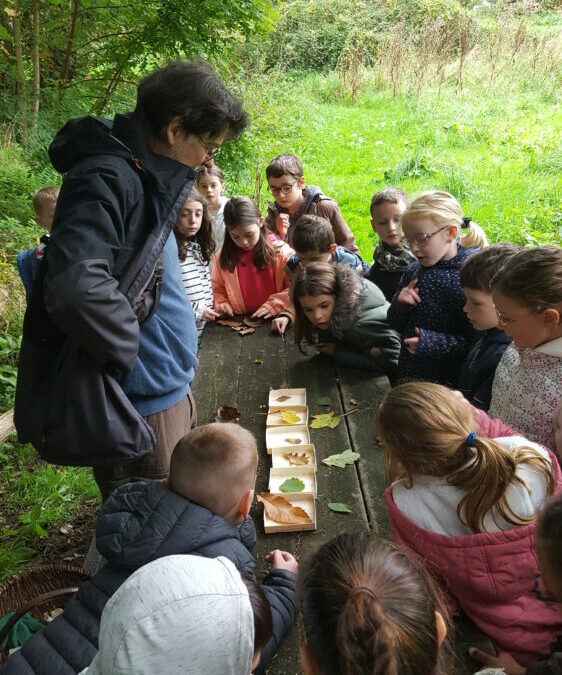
[258,493,312,525]
[283,452,310,465]
[217,319,243,328]
[239,327,255,336]
[322,449,360,468]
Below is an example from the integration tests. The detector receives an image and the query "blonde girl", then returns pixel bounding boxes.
[379,382,561,665]
[211,196,294,330]
[489,245,562,455]
[173,188,217,338]
[197,165,227,253]
[387,190,488,386]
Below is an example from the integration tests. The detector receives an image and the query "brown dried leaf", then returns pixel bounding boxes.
[217,319,243,328]
[257,493,312,525]
[243,316,265,328]
[283,452,310,466]
[215,405,240,423]
[350,398,358,406]
[255,357,263,365]
[239,327,255,336]
[284,437,302,445]
[275,395,291,402]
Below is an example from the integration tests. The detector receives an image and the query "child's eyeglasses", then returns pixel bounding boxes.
[269,181,298,197]
[534,572,556,604]
[401,224,449,248]
[196,135,220,159]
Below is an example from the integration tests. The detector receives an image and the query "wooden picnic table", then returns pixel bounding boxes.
[191,321,488,675]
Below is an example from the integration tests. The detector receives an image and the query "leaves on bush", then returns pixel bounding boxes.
[280,410,301,425]
[284,437,302,444]
[214,404,240,423]
[328,502,352,514]
[310,410,340,429]
[279,477,305,493]
[217,319,243,328]
[257,493,312,525]
[316,396,331,406]
[322,449,360,468]
[283,452,310,465]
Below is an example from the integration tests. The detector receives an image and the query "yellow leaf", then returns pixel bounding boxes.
[258,493,312,525]
[310,411,340,429]
[280,410,300,425]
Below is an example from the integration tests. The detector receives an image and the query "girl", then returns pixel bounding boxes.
[174,188,218,338]
[292,262,400,377]
[378,382,562,665]
[489,246,562,455]
[211,196,294,329]
[197,165,228,253]
[387,190,488,386]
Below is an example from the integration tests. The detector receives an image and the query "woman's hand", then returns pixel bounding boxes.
[398,278,421,306]
[404,327,420,355]
[252,305,274,320]
[468,648,526,675]
[215,302,234,317]
[316,342,335,356]
[202,306,219,322]
[272,316,290,335]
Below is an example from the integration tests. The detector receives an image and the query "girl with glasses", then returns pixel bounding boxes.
[387,190,488,386]
[488,246,562,456]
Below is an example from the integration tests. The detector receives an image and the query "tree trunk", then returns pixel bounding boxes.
[12,1,26,140]
[31,0,40,128]
[58,0,81,102]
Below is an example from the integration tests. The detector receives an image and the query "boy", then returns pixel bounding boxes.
[458,243,519,410]
[366,186,415,302]
[264,153,358,253]
[1,423,296,675]
[16,185,59,300]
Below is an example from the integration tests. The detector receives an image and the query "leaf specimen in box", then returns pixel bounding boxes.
[279,477,305,493]
[275,395,291,402]
[322,449,360,468]
[283,452,310,465]
[280,410,300,425]
[316,396,331,406]
[310,411,340,429]
[214,405,240,423]
[258,493,312,525]
[243,316,264,328]
[284,437,302,444]
[328,502,353,514]
[217,319,243,328]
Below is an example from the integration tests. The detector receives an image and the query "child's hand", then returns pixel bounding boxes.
[202,307,219,322]
[265,549,298,575]
[276,214,290,238]
[252,305,274,320]
[272,316,290,335]
[404,327,420,355]
[398,278,421,306]
[316,342,335,356]
[468,648,526,675]
[215,302,234,317]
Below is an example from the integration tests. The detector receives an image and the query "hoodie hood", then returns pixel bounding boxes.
[82,555,254,675]
[328,263,363,339]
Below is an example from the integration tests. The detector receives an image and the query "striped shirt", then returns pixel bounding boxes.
[179,241,214,338]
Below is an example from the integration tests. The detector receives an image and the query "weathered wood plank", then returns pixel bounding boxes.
[0,409,14,443]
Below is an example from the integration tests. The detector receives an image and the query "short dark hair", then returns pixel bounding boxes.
[242,576,273,657]
[537,494,562,601]
[370,186,409,218]
[460,243,519,293]
[265,154,303,180]
[292,215,335,253]
[134,60,249,142]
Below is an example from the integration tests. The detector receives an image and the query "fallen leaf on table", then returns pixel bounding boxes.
[239,327,255,336]
[217,319,243,328]
[349,398,358,406]
[283,452,310,465]
[258,493,312,525]
[310,411,340,429]
[328,502,353,514]
[322,449,360,468]
[284,437,302,445]
[243,316,265,328]
[280,410,301,425]
[255,356,263,365]
[279,477,305,493]
[316,396,331,406]
[231,326,243,331]
[275,395,291,402]
[214,404,240,423]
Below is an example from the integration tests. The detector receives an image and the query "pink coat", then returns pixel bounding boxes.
[385,411,562,665]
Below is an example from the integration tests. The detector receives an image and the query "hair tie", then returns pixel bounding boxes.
[349,586,378,602]
[462,217,472,229]
[467,431,477,447]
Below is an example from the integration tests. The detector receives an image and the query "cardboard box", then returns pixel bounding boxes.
[271,444,317,470]
[263,493,316,534]
[265,425,310,455]
[269,466,317,497]
[266,405,308,428]
[268,388,307,408]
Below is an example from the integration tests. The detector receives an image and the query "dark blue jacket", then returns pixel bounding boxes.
[0,482,295,675]
[16,248,39,301]
[457,328,511,410]
[387,245,478,386]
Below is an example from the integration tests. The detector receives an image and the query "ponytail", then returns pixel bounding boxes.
[460,216,488,250]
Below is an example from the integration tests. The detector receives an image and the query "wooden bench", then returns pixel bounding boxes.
[192,323,489,674]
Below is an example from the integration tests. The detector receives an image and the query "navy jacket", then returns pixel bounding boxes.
[387,245,478,386]
[0,482,295,675]
[457,328,512,410]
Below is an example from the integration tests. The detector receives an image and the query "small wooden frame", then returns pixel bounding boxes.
[271,444,317,470]
[269,466,317,497]
[265,425,310,455]
[263,493,317,534]
[268,388,307,408]
[266,405,308,428]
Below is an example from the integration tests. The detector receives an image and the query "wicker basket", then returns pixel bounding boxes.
[0,564,91,665]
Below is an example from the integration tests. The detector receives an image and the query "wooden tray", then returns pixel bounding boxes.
[271,444,317,470]
[266,406,308,428]
[265,425,311,455]
[263,494,316,534]
[269,466,317,497]
[268,388,307,408]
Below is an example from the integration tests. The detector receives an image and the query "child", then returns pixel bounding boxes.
[16,185,59,300]
[264,153,358,253]
[1,423,297,675]
[379,382,562,665]
[470,493,562,674]
[174,188,218,338]
[387,190,488,386]
[79,555,261,675]
[292,262,400,376]
[366,186,416,302]
[299,531,456,675]
[212,196,294,332]
[458,243,519,410]
[197,165,227,253]
[489,246,562,454]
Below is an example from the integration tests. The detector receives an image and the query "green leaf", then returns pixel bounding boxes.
[316,396,331,406]
[322,449,360,468]
[310,411,340,429]
[328,502,352,514]
[279,477,305,493]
